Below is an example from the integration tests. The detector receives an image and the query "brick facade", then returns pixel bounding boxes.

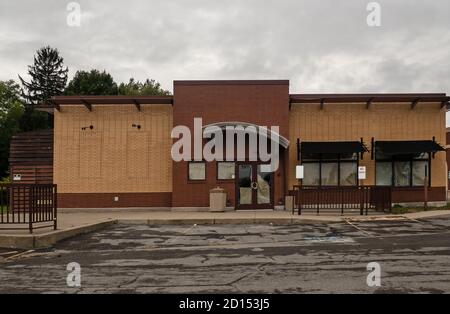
[54,104,173,208]
[172,81,289,208]
[50,81,449,208]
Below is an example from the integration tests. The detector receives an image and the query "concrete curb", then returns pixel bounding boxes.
[119,217,342,225]
[0,220,117,250]
[403,210,450,219]
[1,210,448,250]
[117,210,449,225]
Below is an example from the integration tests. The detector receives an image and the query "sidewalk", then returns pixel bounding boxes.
[1,209,449,249]
[56,208,450,225]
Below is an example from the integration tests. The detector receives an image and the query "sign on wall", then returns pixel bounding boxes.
[296,165,304,179]
[13,174,22,181]
[358,166,366,180]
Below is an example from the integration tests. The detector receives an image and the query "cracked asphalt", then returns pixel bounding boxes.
[1,215,450,294]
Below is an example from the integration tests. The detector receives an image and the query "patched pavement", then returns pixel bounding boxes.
[1,215,449,294]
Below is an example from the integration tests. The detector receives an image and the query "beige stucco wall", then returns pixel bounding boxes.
[288,102,447,189]
[54,104,173,193]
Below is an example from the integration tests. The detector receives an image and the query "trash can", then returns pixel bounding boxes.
[210,187,226,212]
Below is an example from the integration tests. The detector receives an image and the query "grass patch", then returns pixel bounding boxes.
[391,203,450,215]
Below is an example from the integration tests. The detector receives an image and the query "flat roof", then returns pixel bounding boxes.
[34,83,450,112]
[35,95,173,113]
[49,95,173,105]
[289,93,450,103]
[174,80,290,86]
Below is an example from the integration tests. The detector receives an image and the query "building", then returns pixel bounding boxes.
[21,80,449,209]
[9,130,53,184]
[446,127,450,194]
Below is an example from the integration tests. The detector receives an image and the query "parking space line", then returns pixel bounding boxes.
[344,219,374,237]
[4,250,34,262]
[0,251,18,256]
[403,216,423,223]
[402,216,450,232]
[165,224,199,245]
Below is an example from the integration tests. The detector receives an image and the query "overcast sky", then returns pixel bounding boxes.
[0,1,449,100]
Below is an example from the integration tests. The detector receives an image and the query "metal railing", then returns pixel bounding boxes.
[291,185,391,215]
[0,184,57,233]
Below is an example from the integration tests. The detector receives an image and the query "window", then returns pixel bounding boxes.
[302,153,358,186]
[321,162,338,185]
[340,162,357,186]
[412,161,428,186]
[394,161,411,186]
[303,163,320,185]
[188,162,206,181]
[217,162,235,180]
[375,162,392,186]
[375,152,429,187]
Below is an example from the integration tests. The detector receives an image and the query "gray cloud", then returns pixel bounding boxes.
[0,0,449,100]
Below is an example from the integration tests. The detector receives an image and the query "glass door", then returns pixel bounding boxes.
[257,164,273,205]
[236,162,274,209]
[237,164,253,207]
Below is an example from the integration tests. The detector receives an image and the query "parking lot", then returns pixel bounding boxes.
[1,215,450,293]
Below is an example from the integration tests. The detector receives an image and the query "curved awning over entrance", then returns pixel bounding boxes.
[202,121,290,148]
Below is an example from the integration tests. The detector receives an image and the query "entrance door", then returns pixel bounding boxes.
[236,162,274,209]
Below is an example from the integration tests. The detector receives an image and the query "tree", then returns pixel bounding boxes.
[0,80,24,179]
[0,80,21,111]
[19,46,68,105]
[65,70,118,95]
[18,46,68,130]
[17,105,49,132]
[118,78,171,96]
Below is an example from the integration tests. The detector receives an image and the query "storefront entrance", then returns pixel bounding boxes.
[236,162,274,209]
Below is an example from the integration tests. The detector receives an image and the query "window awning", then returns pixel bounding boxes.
[375,140,445,155]
[300,141,368,154]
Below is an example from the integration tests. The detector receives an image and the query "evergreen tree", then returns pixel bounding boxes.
[18,46,68,130]
[19,46,68,105]
[0,80,24,179]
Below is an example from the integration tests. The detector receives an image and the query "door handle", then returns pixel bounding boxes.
[251,181,258,190]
